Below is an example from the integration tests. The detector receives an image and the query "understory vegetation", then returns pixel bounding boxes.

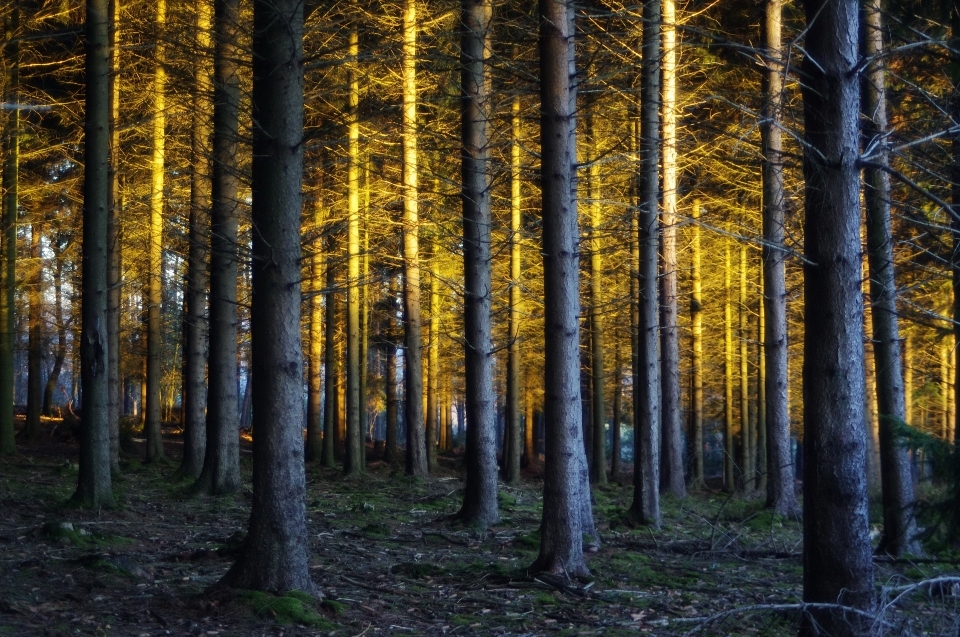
[1,436,958,637]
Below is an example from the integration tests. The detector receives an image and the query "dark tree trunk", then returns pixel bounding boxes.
[221,0,314,593]
[800,0,875,631]
[457,0,499,528]
[43,250,68,417]
[72,0,116,508]
[106,0,122,473]
[321,234,338,467]
[531,0,595,577]
[26,223,43,439]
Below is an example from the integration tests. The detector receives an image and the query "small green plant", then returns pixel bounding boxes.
[237,590,333,628]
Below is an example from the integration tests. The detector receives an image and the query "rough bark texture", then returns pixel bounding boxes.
[659,0,684,499]
[862,0,920,557]
[532,0,594,577]
[195,0,241,495]
[322,235,338,467]
[305,203,323,463]
[401,0,428,477]
[457,0,499,529]
[800,0,876,632]
[106,0,122,472]
[723,235,736,492]
[760,0,798,515]
[220,0,314,593]
[177,0,212,481]
[72,0,116,509]
[508,94,524,475]
[688,200,704,487]
[631,0,662,528]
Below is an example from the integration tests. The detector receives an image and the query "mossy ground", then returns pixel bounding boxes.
[1,432,957,636]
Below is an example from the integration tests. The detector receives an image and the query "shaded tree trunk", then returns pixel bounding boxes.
[800,0,875,631]
[427,268,439,471]
[26,223,43,439]
[587,116,607,486]
[322,234,338,467]
[106,0,122,473]
[43,247,68,417]
[611,347,622,481]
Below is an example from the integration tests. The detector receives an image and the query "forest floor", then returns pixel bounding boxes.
[1,425,958,637]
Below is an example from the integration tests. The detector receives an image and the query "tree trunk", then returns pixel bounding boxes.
[401,0,427,477]
[427,269,439,471]
[631,0,662,528]
[523,363,535,465]
[953,7,960,448]
[385,335,400,465]
[195,0,241,494]
[508,93,525,474]
[72,0,116,508]
[0,6,19,455]
[688,199,704,487]
[738,243,751,491]
[532,0,595,576]
[659,0,684,499]
[176,0,212,481]
[221,0,314,593]
[322,234,338,467]
[43,249,68,417]
[756,273,767,493]
[862,0,920,556]
[145,0,166,462]
[800,0,875,631]
[107,0,122,473]
[26,223,42,439]
[457,0,499,528]
[587,116,607,486]
[723,234,735,492]
[611,347,622,481]
[761,0,798,515]
[305,200,323,462]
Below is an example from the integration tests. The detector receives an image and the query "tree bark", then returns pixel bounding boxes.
[862,0,920,556]
[221,0,314,593]
[611,347,622,481]
[195,0,241,494]
[587,116,607,486]
[738,243,751,491]
[305,199,323,462]
[631,0,662,528]
[688,199,704,487]
[427,268,439,471]
[723,234,736,492]
[800,0,876,631]
[532,0,595,576]
[322,233,338,467]
[72,0,116,508]
[43,247,68,417]
[107,0,122,473]
[26,223,42,439]
[508,93,525,473]
[457,0,499,528]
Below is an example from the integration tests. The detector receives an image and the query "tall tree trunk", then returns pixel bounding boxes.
[688,199,704,487]
[427,268,439,471]
[457,0,499,528]
[723,234,736,492]
[508,93,525,473]
[756,272,767,492]
[761,0,798,516]
[401,0,427,477]
[43,249,68,417]
[738,243,751,491]
[631,0,662,528]
[322,233,338,467]
[107,0,122,472]
[145,0,167,462]
[659,0,684,498]
[177,0,212,481]
[305,200,323,462]
[953,5,960,449]
[862,0,920,556]
[385,325,400,464]
[800,0,875,631]
[344,18,363,476]
[611,346,622,481]
[72,0,116,508]
[523,363,535,464]
[532,0,595,576]
[221,0,314,593]
[904,334,913,426]
[26,223,42,439]
[360,175,370,460]
[0,6,19,455]
[587,116,607,486]
[195,0,241,494]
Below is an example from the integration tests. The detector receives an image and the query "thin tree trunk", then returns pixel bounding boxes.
[611,346,622,481]
[177,0,212,481]
[723,234,735,492]
[26,223,42,439]
[532,0,595,576]
[195,0,241,494]
[457,0,499,527]
[756,272,767,492]
[385,330,399,464]
[401,0,427,477]
[306,200,323,462]
[588,116,607,486]
[72,0,116,508]
[427,268,439,471]
[953,7,960,448]
[145,0,166,462]
[322,233,338,467]
[43,249,68,417]
[904,334,913,426]
[360,174,370,461]
[523,363,535,465]
[800,0,876,630]
[862,0,920,556]
[631,0,662,528]
[689,199,704,487]
[508,93,524,474]
[659,0,684,499]
[221,0,313,592]
[738,243,751,491]
[107,0,122,472]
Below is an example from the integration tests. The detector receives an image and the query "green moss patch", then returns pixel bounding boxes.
[237,590,333,628]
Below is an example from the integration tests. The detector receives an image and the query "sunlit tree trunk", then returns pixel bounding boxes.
[26,223,42,439]
[586,116,607,486]
[305,197,323,462]
[800,0,875,630]
[631,0,662,528]
[106,0,122,472]
[401,0,427,477]
[738,243,751,491]
[145,0,167,462]
[688,199,704,487]
[458,0,499,527]
[344,19,363,476]
[72,0,116,508]
[756,275,767,492]
[221,0,313,592]
[177,0,212,481]
[427,270,440,471]
[723,234,735,492]
[508,94,525,473]
[322,233,338,467]
[904,334,913,426]
[195,0,241,494]
[862,0,920,556]
[659,0,684,498]
[360,174,370,459]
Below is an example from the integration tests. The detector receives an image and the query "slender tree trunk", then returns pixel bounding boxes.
[953,6,960,449]
[145,0,166,462]
[738,243,751,491]
[689,199,704,487]
[43,252,67,417]
[723,234,736,492]
[761,0,798,516]
[587,116,607,486]
[305,201,323,462]
[862,0,920,556]
[322,234,338,467]
[72,0,116,508]
[177,0,212,481]
[195,0,241,494]
[400,0,427,477]
[659,0,684,499]
[0,6,19,455]
[427,269,439,471]
[800,0,875,631]
[523,363,535,465]
[756,274,767,492]
[26,223,42,439]
[106,0,122,472]
[360,176,370,460]
[611,347,622,481]
[457,0,499,527]
[385,331,399,464]
[532,0,595,576]
[904,334,913,426]
[508,94,525,474]
[631,0,662,528]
